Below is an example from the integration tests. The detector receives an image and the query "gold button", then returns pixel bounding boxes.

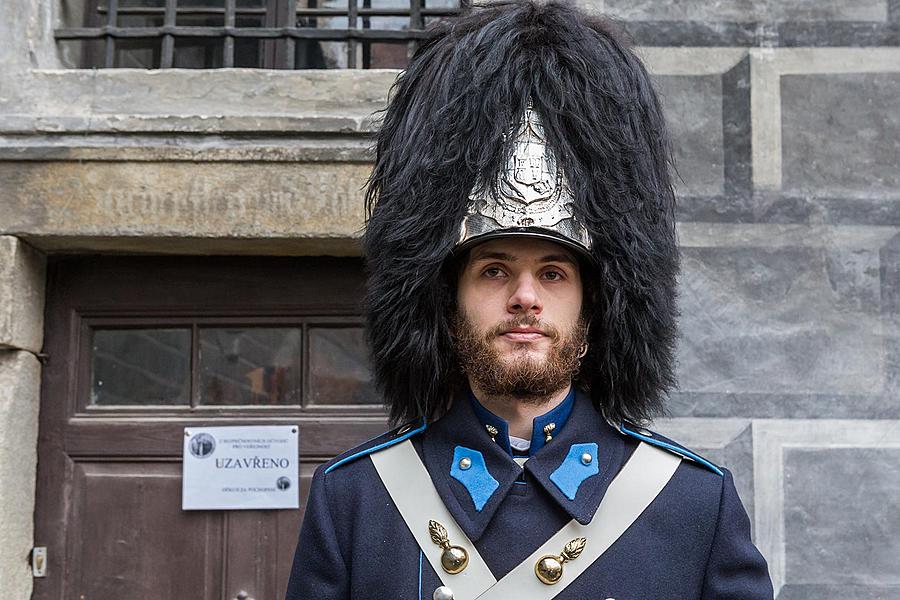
[429,520,469,575]
[535,538,586,585]
[459,457,472,470]
[535,555,563,585]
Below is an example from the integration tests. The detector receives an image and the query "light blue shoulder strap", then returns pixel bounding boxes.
[619,423,723,476]
[325,420,426,474]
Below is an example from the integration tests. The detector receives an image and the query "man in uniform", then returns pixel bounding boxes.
[286,2,773,598]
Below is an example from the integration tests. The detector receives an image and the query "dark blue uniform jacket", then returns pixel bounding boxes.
[285,391,773,599]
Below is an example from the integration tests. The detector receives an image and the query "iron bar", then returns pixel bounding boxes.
[57,26,433,40]
[347,0,358,68]
[224,0,235,67]
[103,0,118,68]
[160,0,178,67]
[284,0,297,68]
[59,0,463,69]
[408,0,423,62]
[361,0,370,68]
[95,6,460,17]
[263,0,278,69]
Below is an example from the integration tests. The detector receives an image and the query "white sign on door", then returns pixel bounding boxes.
[182,425,299,510]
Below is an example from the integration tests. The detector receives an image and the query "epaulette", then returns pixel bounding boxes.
[618,422,723,476]
[324,418,427,474]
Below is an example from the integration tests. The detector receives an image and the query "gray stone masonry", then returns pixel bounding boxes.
[0,237,46,353]
[0,350,41,600]
[782,73,900,199]
[604,0,887,23]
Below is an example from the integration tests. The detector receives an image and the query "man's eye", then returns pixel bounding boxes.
[483,267,505,278]
[542,270,564,281]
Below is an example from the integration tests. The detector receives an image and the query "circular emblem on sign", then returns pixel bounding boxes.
[189,432,216,458]
[276,476,291,491]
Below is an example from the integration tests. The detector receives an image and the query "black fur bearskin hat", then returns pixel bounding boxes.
[363,0,679,426]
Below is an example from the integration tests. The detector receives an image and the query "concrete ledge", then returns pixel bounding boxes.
[0,350,41,600]
[0,135,374,163]
[19,235,362,256]
[0,237,45,353]
[0,113,382,135]
[1,69,399,133]
[0,161,369,255]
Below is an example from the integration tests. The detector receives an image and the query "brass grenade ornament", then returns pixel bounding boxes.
[535,537,586,585]
[429,520,469,574]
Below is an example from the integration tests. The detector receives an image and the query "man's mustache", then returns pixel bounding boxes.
[486,315,560,342]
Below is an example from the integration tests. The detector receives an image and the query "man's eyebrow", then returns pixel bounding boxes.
[539,253,577,266]
[468,251,577,266]
[469,251,513,263]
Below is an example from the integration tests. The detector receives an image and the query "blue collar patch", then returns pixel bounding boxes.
[549,443,599,500]
[450,446,499,512]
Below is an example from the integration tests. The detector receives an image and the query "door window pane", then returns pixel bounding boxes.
[91,329,191,405]
[199,328,302,406]
[307,326,377,405]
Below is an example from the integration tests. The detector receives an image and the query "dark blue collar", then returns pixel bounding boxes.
[421,389,628,541]
[467,387,576,457]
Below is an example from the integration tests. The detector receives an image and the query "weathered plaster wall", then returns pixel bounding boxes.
[1,0,899,597]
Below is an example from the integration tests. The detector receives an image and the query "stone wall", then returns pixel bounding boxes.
[0,238,45,600]
[1,0,899,597]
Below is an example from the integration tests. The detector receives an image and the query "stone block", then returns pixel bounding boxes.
[668,223,900,418]
[0,350,41,600]
[753,420,900,595]
[0,0,57,75]
[603,0,887,22]
[0,236,46,353]
[781,73,900,199]
[783,447,900,593]
[873,233,900,417]
[677,243,882,398]
[654,75,725,197]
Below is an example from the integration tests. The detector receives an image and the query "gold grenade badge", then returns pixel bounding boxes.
[535,537,586,585]
[429,520,469,574]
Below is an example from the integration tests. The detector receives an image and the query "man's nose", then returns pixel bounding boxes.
[507,274,542,314]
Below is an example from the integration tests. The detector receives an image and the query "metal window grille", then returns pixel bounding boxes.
[55,0,466,69]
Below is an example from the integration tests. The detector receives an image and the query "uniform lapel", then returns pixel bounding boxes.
[421,395,524,542]
[524,392,627,525]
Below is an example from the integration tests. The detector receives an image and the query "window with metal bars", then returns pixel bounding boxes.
[56,0,466,69]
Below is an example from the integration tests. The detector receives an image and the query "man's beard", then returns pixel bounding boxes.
[451,310,588,405]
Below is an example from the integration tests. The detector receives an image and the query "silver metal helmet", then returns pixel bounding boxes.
[456,104,593,258]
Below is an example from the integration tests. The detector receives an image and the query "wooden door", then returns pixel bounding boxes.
[33,255,388,600]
